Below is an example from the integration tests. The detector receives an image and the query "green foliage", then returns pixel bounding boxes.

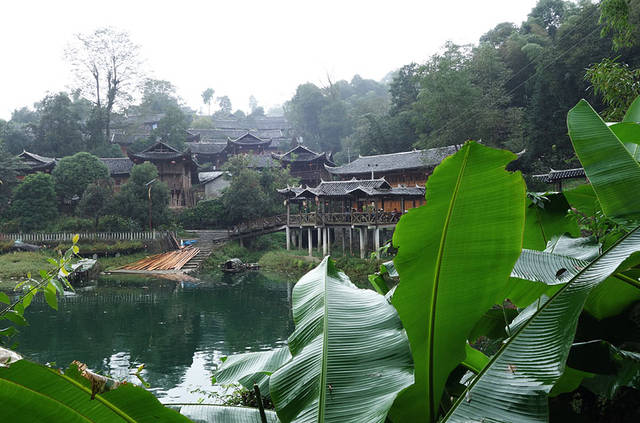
[176,198,228,229]
[51,152,110,202]
[1,236,79,347]
[268,257,413,423]
[0,359,190,422]
[77,178,114,230]
[585,58,640,120]
[0,144,19,214]
[390,142,525,422]
[220,155,298,225]
[110,162,170,229]
[150,105,191,150]
[9,173,58,231]
[33,92,85,157]
[97,214,142,232]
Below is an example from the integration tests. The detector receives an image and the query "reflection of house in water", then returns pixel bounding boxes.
[128,142,199,208]
[325,145,460,187]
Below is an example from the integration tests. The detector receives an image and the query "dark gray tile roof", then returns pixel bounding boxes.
[229,133,271,147]
[210,116,291,131]
[99,158,134,176]
[186,142,227,154]
[19,151,55,164]
[198,171,226,184]
[273,145,333,164]
[325,145,460,175]
[278,179,424,198]
[532,168,586,183]
[247,154,278,168]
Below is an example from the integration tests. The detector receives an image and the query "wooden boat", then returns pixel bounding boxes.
[222,258,245,273]
[221,259,260,273]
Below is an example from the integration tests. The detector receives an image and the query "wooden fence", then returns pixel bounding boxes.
[0,231,171,243]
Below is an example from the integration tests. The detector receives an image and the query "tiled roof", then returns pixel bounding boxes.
[229,132,272,146]
[272,144,334,165]
[278,178,424,198]
[99,158,134,176]
[128,141,194,163]
[17,151,57,171]
[325,145,460,175]
[198,171,226,184]
[186,142,227,154]
[188,128,284,140]
[247,154,278,168]
[532,168,586,183]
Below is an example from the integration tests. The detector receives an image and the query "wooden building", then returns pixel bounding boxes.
[99,158,134,192]
[325,145,459,186]
[17,151,57,177]
[272,144,335,186]
[277,178,425,258]
[128,142,199,208]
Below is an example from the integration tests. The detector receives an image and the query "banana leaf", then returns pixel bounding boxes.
[391,141,526,422]
[178,404,279,423]
[564,184,601,218]
[269,257,413,423]
[584,268,640,319]
[443,226,640,423]
[0,357,191,422]
[567,99,640,218]
[623,96,640,123]
[567,340,640,399]
[523,192,578,250]
[214,347,291,396]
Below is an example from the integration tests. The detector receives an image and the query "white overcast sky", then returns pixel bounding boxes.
[0,0,540,119]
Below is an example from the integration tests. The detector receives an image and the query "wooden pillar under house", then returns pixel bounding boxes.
[317,227,322,254]
[374,227,381,252]
[323,227,328,256]
[308,227,313,257]
[286,226,291,251]
[359,228,366,259]
[341,227,346,256]
[349,227,353,256]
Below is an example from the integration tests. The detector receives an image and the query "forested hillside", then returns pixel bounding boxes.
[284,0,640,173]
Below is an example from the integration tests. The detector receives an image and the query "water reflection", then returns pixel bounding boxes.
[15,272,294,402]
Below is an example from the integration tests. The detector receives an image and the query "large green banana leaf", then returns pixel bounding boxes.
[268,257,413,423]
[214,347,291,395]
[623,96,640,123]
[0,357,191,422]
[178,404,279,423]
[567,99,640,218]
[567,340,640,399]
[563,184,601,217]
[391,141,525,422]
[443,226,640,423]
[523,193,578,250]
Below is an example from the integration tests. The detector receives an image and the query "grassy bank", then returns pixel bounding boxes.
[0,251,56,290]
[200,233,382,287]
[0,250,152,291]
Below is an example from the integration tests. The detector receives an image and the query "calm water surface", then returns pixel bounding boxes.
[15,272,294,403]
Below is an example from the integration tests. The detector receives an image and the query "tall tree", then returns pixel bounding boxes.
[9,173,58,231]
[249,95,259,113]
[201,88,215,115]
[138,79,181,114]
[216,96,232,115]
[111,162,169,229]
[34,92,85,157]
[66,27,142,146]
[52,152,110,203]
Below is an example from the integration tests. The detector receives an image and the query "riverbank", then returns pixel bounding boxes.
[0,250,150,291]
[200,233,382,287]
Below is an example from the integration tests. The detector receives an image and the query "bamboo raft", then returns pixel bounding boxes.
[119,247,200,271]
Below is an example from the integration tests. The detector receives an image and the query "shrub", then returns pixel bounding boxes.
[97,215,142,232]
[51,217,95,232]
[9,173,58,231]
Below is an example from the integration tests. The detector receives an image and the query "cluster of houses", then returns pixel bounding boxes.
[18,115,469,215]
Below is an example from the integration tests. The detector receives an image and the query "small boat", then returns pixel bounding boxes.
[221,258,261,273]
[222,258,245,273]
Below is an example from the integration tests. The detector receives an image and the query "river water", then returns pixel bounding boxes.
[14,272,294,403]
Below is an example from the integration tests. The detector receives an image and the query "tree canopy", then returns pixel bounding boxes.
[51,152,110,202]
